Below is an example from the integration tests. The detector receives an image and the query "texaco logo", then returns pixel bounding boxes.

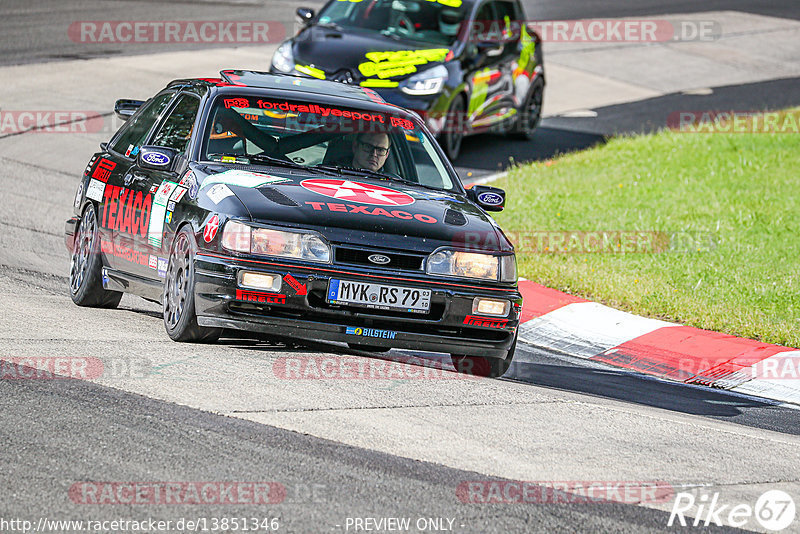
[300,179,414,206]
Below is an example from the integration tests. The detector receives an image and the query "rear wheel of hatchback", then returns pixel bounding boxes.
[69,203,123,308]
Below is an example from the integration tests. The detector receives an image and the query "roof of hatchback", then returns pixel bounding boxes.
[216,70,387,103]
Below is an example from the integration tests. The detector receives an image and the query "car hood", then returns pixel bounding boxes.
[293,26,450,82]
[195,166,510,254]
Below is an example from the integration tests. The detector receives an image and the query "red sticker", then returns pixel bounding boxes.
[236,289,286,304]
[203,215,220,243]
[463,315,508,329]
[92,158,116,183]
[283,274,307,296]
[300,179,414,206]
[224,98,250,109]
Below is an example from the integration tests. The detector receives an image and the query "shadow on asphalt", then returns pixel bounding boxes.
[453,126,607,179]
[504,359,800,436]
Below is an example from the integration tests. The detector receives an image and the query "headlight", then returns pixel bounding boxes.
[272,41,295,73]
[222,221,330,263]
[401,65,448,95]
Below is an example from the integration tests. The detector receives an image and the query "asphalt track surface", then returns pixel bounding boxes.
[2,1,800,533]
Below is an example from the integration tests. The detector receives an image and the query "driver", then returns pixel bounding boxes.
[351,132,391,172]
[439,9,462,37]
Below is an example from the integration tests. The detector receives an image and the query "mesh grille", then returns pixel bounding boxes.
[334,247,424,271]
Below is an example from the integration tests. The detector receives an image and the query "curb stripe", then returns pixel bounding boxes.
[516,280,800,406]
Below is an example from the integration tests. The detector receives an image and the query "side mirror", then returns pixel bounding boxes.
[296,7,315,25]
[137,146,178,172]
[114,99,144,121]
[468,185,505,212]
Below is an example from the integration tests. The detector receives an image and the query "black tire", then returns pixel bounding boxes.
[510,77,544,140]
[347,343,391,353]
[441,95,465,161]
[450,334,517,378]
[69,203,123,308]
[163,227,221,343]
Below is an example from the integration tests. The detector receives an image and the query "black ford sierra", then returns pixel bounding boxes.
[66,70,521,377]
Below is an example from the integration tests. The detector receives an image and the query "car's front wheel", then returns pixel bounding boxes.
[510,77,544,140]
[69,203,122,308]
[441,96,465,161]
[163,227,221,343]
[450,335,516,378]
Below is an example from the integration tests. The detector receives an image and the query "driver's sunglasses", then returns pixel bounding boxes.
[358,141,390,157]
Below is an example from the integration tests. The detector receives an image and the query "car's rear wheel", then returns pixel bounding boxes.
[450,334,516,378]
[441,95,465,161]
[69,203,122,308]
[510,77,544,140]
[163,227,221,343]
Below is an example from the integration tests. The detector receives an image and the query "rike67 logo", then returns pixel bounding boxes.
[669,489,796,531]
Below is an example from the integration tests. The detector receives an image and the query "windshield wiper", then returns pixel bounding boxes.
[316,22,344,32]
[314,164,453,193]
[207,153,315,173]
[313,164,401,182]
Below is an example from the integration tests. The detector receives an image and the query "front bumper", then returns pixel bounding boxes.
[195,252,521,358]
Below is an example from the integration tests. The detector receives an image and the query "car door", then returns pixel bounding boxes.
[466,0,519,130]
[117,93,201,281]
[98,91,175,270]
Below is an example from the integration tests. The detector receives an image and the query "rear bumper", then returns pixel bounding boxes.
[194,252,521,358]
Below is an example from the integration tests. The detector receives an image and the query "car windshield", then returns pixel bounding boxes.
[316,0,468,46]
[201,95,457,191]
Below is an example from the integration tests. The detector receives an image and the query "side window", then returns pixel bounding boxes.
[151,95,200,155]
[110,92,174,157]
[490,1,518,41]
[475,2,494,25]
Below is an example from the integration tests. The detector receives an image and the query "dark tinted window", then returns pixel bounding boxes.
[110,92,174,157]
[151,95,200,154]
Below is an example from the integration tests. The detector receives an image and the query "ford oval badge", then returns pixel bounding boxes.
[477,192,503,206]
[143,152,170,166]
[368,254,391,265]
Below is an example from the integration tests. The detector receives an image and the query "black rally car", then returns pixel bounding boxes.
[272,0,544,160]
[66,71,521,377]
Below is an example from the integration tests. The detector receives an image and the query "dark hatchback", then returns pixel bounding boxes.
[271,0,544,160]
[66,71,522,377]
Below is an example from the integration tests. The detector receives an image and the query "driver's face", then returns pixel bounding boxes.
[352,133,390,172]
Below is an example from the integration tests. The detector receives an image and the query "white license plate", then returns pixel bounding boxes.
[327,279,431,313]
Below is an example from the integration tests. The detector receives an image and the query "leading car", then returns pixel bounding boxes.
[66,70,522,377]
[271,0,545,160]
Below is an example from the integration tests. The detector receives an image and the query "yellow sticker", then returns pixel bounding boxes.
[358,49,449,79]
[360,79,400,88]
[296,64,326,80]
